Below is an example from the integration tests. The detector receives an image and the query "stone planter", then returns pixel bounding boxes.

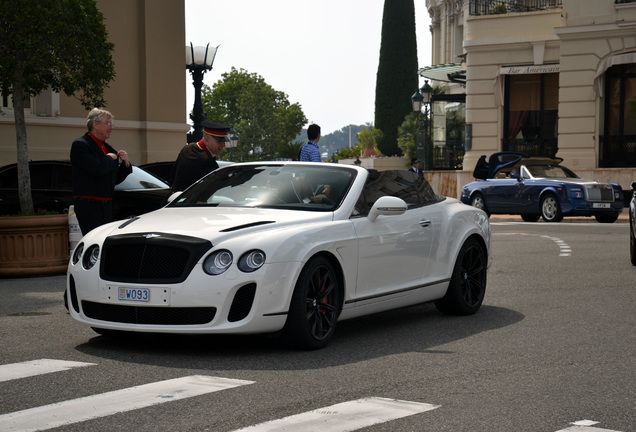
[0,214,69,277]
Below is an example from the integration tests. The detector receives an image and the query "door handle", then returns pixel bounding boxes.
[419,219,431,227]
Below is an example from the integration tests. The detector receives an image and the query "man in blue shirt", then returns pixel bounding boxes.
[299,124,322,162]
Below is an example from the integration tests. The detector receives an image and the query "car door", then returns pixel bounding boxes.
[350,170,438,303]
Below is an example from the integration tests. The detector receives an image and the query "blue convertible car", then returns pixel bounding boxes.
[461,152,624,223]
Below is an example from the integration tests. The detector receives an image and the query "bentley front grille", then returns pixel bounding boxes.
[100,233,212,284]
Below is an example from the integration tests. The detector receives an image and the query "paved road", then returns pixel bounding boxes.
[0,221,634,431]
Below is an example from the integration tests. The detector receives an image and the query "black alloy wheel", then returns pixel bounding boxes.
[435,237,487,315]
[284,256,341,350]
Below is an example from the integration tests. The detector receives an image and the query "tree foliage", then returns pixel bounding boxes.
[0,0,115,214]
[374,0,418,157]
[397,112,421,163]
[201,67,307,161]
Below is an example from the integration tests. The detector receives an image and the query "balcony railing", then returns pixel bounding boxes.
[599,135,636,168]
[469,0,562,16]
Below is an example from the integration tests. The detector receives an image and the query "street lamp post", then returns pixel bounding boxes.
[186,43,219,143]
[411,79,433,170]
[226,127,239,161]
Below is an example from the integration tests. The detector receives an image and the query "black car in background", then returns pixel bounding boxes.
[139,160,233,186]
[0,161,171,219]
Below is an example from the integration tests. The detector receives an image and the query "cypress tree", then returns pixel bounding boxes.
[375,0,418,157]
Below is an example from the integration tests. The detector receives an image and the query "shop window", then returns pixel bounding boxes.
[503,73,558,157]
[600,63,636,167]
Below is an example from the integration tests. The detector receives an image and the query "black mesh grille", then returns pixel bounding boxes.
[82,301,216,325]
[228,283,257,322]
[100,233,212,284]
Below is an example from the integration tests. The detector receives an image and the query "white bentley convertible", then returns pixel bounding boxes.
[67,162,491,349]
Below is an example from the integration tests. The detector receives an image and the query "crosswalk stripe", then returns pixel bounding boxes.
[230,397,439,432]
[0,359,96,382]
[556,427,621,432]
[0,375,255,432]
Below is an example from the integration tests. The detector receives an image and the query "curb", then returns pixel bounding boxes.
[489,209,629,223]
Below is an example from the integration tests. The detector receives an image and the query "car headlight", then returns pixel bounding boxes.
[72,242,84,265]
[203,250,233,275]
[238,250,266,272]
[82,245,100,270]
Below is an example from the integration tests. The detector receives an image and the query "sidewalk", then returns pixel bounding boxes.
[488,208,630,223]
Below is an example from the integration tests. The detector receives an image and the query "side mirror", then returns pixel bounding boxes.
[167,191,182,204]
[367,196,407,222]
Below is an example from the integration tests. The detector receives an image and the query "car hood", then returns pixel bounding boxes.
[526,177,609,186]
[92,207,334,242]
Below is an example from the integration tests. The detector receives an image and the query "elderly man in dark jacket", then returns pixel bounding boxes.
[70,108,132,235]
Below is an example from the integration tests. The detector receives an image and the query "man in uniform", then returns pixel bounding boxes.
[171,121,231,191]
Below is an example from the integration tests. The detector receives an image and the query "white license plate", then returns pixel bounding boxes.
[592,202,611,209]
[118,287,150,302]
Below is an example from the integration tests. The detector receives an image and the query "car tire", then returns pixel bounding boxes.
[284,256,341,350]
[540,193,563,222]
[595,214,618,223]
[434,237,487,316]
[521,214,540,222]
[470,193,489,215]
[630,216,636,266]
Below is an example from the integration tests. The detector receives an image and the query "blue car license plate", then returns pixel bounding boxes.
[118,287,150,302]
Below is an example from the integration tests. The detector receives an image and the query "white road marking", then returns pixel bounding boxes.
[231,397,439,432]
[0,359,96,382]
[556,427,622,432]
[0,375,254,432]
[494,232,572,257]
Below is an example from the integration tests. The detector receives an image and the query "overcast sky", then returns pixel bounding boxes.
[185,0,432,135]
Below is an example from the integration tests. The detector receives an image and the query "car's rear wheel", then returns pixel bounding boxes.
[541,193,563,222]
[630,216,636,266]
[284,256,341,350]
[470,193,489,215]
[435,237,487,315]
[521,214,540,222]
[595,214,618,223]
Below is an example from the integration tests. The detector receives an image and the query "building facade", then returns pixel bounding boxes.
[424,0,636,195]
[0,0,188,168]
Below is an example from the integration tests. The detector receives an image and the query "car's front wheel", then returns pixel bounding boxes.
[284,256,341,350]
[541,193,563,222]
[435,237,487,315]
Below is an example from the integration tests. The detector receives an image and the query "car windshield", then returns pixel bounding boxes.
[524,164,579,179]
[115,166,169,190]
[167,164,357,211]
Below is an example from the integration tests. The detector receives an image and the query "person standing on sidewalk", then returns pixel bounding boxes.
[170,121,231,191]
[70,108,132,235]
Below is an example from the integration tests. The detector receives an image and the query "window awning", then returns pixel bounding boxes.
[594,52,636,97]
[418,63,466,84]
